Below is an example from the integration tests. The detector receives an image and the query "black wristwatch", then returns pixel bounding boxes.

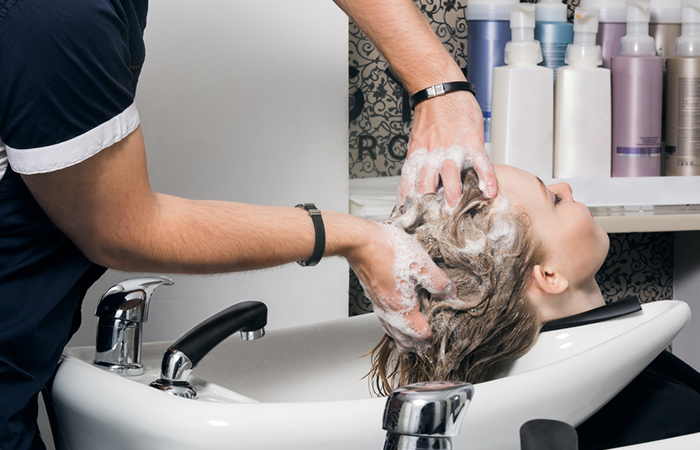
[295,203,325,267]
[409,81,477,110]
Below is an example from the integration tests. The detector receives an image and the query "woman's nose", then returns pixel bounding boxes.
[550,182,574,201]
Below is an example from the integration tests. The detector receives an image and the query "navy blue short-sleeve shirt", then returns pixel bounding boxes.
[0,1,148,448]
[0,0,146,172]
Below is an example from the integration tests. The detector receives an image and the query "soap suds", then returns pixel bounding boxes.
[377,224,442,347]
[398,146,476,206]
[374,163,522,352]
[369,167,543,394]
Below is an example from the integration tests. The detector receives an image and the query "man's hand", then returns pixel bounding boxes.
[349,223,456,350]
[398,91,497,207]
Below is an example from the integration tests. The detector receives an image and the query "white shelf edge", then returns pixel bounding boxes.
[349,175,700,233]
[542,175,700,208]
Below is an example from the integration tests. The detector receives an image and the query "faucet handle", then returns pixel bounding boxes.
[383,381,474,450]
[96,276,174,323]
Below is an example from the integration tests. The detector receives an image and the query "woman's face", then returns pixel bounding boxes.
[493,165,609,284]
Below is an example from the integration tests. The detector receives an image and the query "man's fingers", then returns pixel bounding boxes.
[377,308,431,350]
[416,261,456,300]
[416,163,439,195]
[440,158,463,207]
[397,169,415,206]
[470,150,498,198]
[402,307,431,340]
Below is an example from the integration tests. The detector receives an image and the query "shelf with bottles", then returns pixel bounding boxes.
[349,175,700,233]
[546,175,700,233]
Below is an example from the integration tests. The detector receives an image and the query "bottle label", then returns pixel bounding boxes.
[615,147,661,156]
[676,78,700,159]
[483,111,491,144]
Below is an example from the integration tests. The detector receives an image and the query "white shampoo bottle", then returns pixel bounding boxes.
[554,8,612,178]
[491,3,554,177]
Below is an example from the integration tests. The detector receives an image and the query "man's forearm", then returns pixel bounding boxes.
[107,194,380,274]
[334,0,466,94]
[20,126,379,274]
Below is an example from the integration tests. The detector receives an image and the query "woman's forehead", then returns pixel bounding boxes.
[493,165,546,206]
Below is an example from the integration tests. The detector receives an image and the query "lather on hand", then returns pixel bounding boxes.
[398,90,498,207]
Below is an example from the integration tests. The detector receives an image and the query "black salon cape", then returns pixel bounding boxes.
[542,297,700,449]
[576,350,700,449]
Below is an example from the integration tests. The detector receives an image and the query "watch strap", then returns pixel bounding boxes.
[295,203,325,267]
[409,81,477,110]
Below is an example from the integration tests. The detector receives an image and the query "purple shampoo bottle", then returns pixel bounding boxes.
[611,0,663,177]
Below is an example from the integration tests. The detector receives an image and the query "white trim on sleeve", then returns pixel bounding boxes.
[0,143,7,182]
[6,103,140,175]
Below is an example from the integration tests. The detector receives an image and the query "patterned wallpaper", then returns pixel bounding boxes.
[349,1,468,178]
[347,0,674,314]
[349,0,580,180]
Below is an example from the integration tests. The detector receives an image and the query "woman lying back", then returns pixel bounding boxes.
[370,164,609,394]
[369,164,700,449]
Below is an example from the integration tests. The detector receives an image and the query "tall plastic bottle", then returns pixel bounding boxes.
[535,0,574,77]
[611,0,663,177]
[491,4,554,177]
[650,0,682,61]
[665,0,700,176]
[580,0,628,69]
[554,9,612,178]
[649,0,682,171]
[466,0,518,155]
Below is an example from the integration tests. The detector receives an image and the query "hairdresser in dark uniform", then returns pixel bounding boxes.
[0,0,493,448]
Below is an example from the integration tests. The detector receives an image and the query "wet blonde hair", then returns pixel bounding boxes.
[369,168,545,396]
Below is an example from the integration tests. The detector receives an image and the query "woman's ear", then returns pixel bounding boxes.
[529,264,569,295]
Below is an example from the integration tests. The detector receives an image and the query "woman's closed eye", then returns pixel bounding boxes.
[554,193,563,205]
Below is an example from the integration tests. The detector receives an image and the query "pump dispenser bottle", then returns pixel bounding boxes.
[535,0,574,76]
[466,0,518,155]
[665,0,700,176]
[611,0,663,177]
[554,9,612,178]
[650,0,682,61]
[580,0,628,69]
[649,0,682,168]
[491,4,554,177]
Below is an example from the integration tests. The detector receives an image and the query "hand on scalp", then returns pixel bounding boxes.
[352,224,456,351]
[397,90,497,207]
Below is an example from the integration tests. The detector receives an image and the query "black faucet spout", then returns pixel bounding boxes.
[172,300,267,366]
[149,301,267,399]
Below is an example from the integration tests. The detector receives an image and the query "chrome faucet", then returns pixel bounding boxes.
[149,300,267,399]
[93,276,174,376]
[382,380,474,450]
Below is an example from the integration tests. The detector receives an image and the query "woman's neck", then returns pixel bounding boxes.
[573,277,607,311]
[535,277,607,322]
[563,277,607,316]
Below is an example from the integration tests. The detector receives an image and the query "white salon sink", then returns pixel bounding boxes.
[47,300,694,449]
